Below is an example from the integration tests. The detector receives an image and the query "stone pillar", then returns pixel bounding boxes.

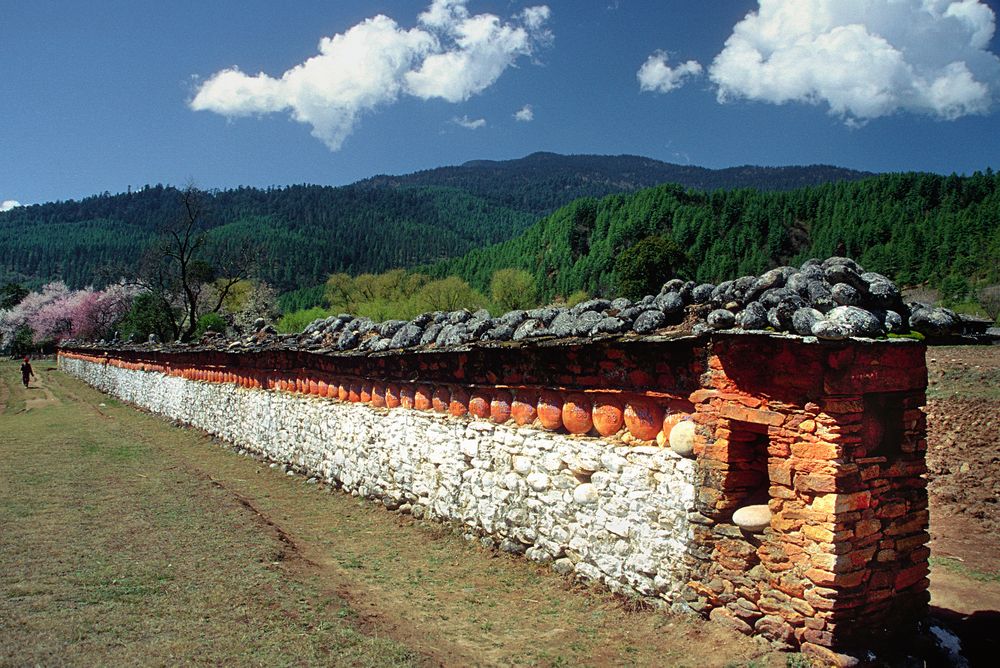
[683,336,929,659]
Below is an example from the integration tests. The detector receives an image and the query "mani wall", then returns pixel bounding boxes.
[59,333,930,663]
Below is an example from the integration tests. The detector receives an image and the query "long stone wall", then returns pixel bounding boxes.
[58,353,698,602]
[58,334,930,662]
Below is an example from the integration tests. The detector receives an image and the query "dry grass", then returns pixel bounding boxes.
[0,362,787,667]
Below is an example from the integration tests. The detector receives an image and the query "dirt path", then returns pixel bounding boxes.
[1,363,786,668]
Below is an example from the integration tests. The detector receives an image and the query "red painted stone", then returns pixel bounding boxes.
[326,380,338,398]
[433,386,450,413]
[449,387,469,417]
[562,393,593,435]
[359,383,372,404]
[414,385,432,411]
[348,383,361,403]
[385,383,401,408]
[371,382,386,408]
[399,384,415,409]
[490,389,513,423]
[338,382,349,402]
[469,390,491,419]
[537,390,564,431]
[590,394,625,436]
[624,398,664,441]
[511,390,538,426]
[309,379,321,395]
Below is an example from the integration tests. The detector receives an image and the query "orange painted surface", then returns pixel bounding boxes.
[537,390,563,431]
[592,395,625,436]
[511,390,538,426]
[562,393,593,435]
[490,389,513,423]
[469,390,491,419]
[624,398,664,441]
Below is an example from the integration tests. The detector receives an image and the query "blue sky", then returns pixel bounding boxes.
[2,0,999,207]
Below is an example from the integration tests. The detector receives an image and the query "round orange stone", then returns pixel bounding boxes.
[348,383,361,403]
[449,387,469,417]
[511,390,537,426]
[432,386,450,413]
[469,390,491,419]
[624,398,665,441]
[399,384,415,409]
[385,383,401,408]
[414,385,432,410]
[359,383,372,404]
[537,390,564,431]
[591,394,625,436]
[371,382,386,408]
[490,390,512,423]
[562,393,593,435]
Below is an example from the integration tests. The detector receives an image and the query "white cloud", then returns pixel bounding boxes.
[1,200,21,212]
[514,104,534,121]
[705,0,1000,122]
[190,1,551,150]
[637,52,703,93]
[453,115,486,129]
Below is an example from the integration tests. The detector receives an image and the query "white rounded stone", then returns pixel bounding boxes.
[732,504,771,533]
[573,482,599,505]
[527,472,550,492]
[512,455,532,475]
[669,420,696,458]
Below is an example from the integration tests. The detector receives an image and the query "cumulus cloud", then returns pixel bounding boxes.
[637,52,703,93]
[1,200,21,212]
[453,115,486,129]
[514,104,534,121]
[190,0,551,149]
[706,0,1000,122]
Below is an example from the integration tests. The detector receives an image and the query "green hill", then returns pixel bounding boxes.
[428,170,1000,301]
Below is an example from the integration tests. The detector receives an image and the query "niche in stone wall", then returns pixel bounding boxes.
[862,392,905,459]
[725,420,771,509]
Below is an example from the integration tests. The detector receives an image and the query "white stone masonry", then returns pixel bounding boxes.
[61,356,698,603]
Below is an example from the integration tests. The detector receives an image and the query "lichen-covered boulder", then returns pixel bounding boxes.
[827,305,884,337]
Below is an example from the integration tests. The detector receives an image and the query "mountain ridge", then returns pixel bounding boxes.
[1,152,879,292]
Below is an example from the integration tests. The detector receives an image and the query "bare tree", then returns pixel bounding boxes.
[124,184,256,341]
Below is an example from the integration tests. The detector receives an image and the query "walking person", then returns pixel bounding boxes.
[20,356,35,388]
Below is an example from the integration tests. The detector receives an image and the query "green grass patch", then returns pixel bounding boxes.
[930,556,1000,583]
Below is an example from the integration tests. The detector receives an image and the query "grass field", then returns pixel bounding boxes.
[0,361,787,667]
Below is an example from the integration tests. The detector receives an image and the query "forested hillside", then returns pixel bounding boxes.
[0,184,535,291]
[0,153,871,292]
[429,170,1000,302]
[359,152,871,215]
